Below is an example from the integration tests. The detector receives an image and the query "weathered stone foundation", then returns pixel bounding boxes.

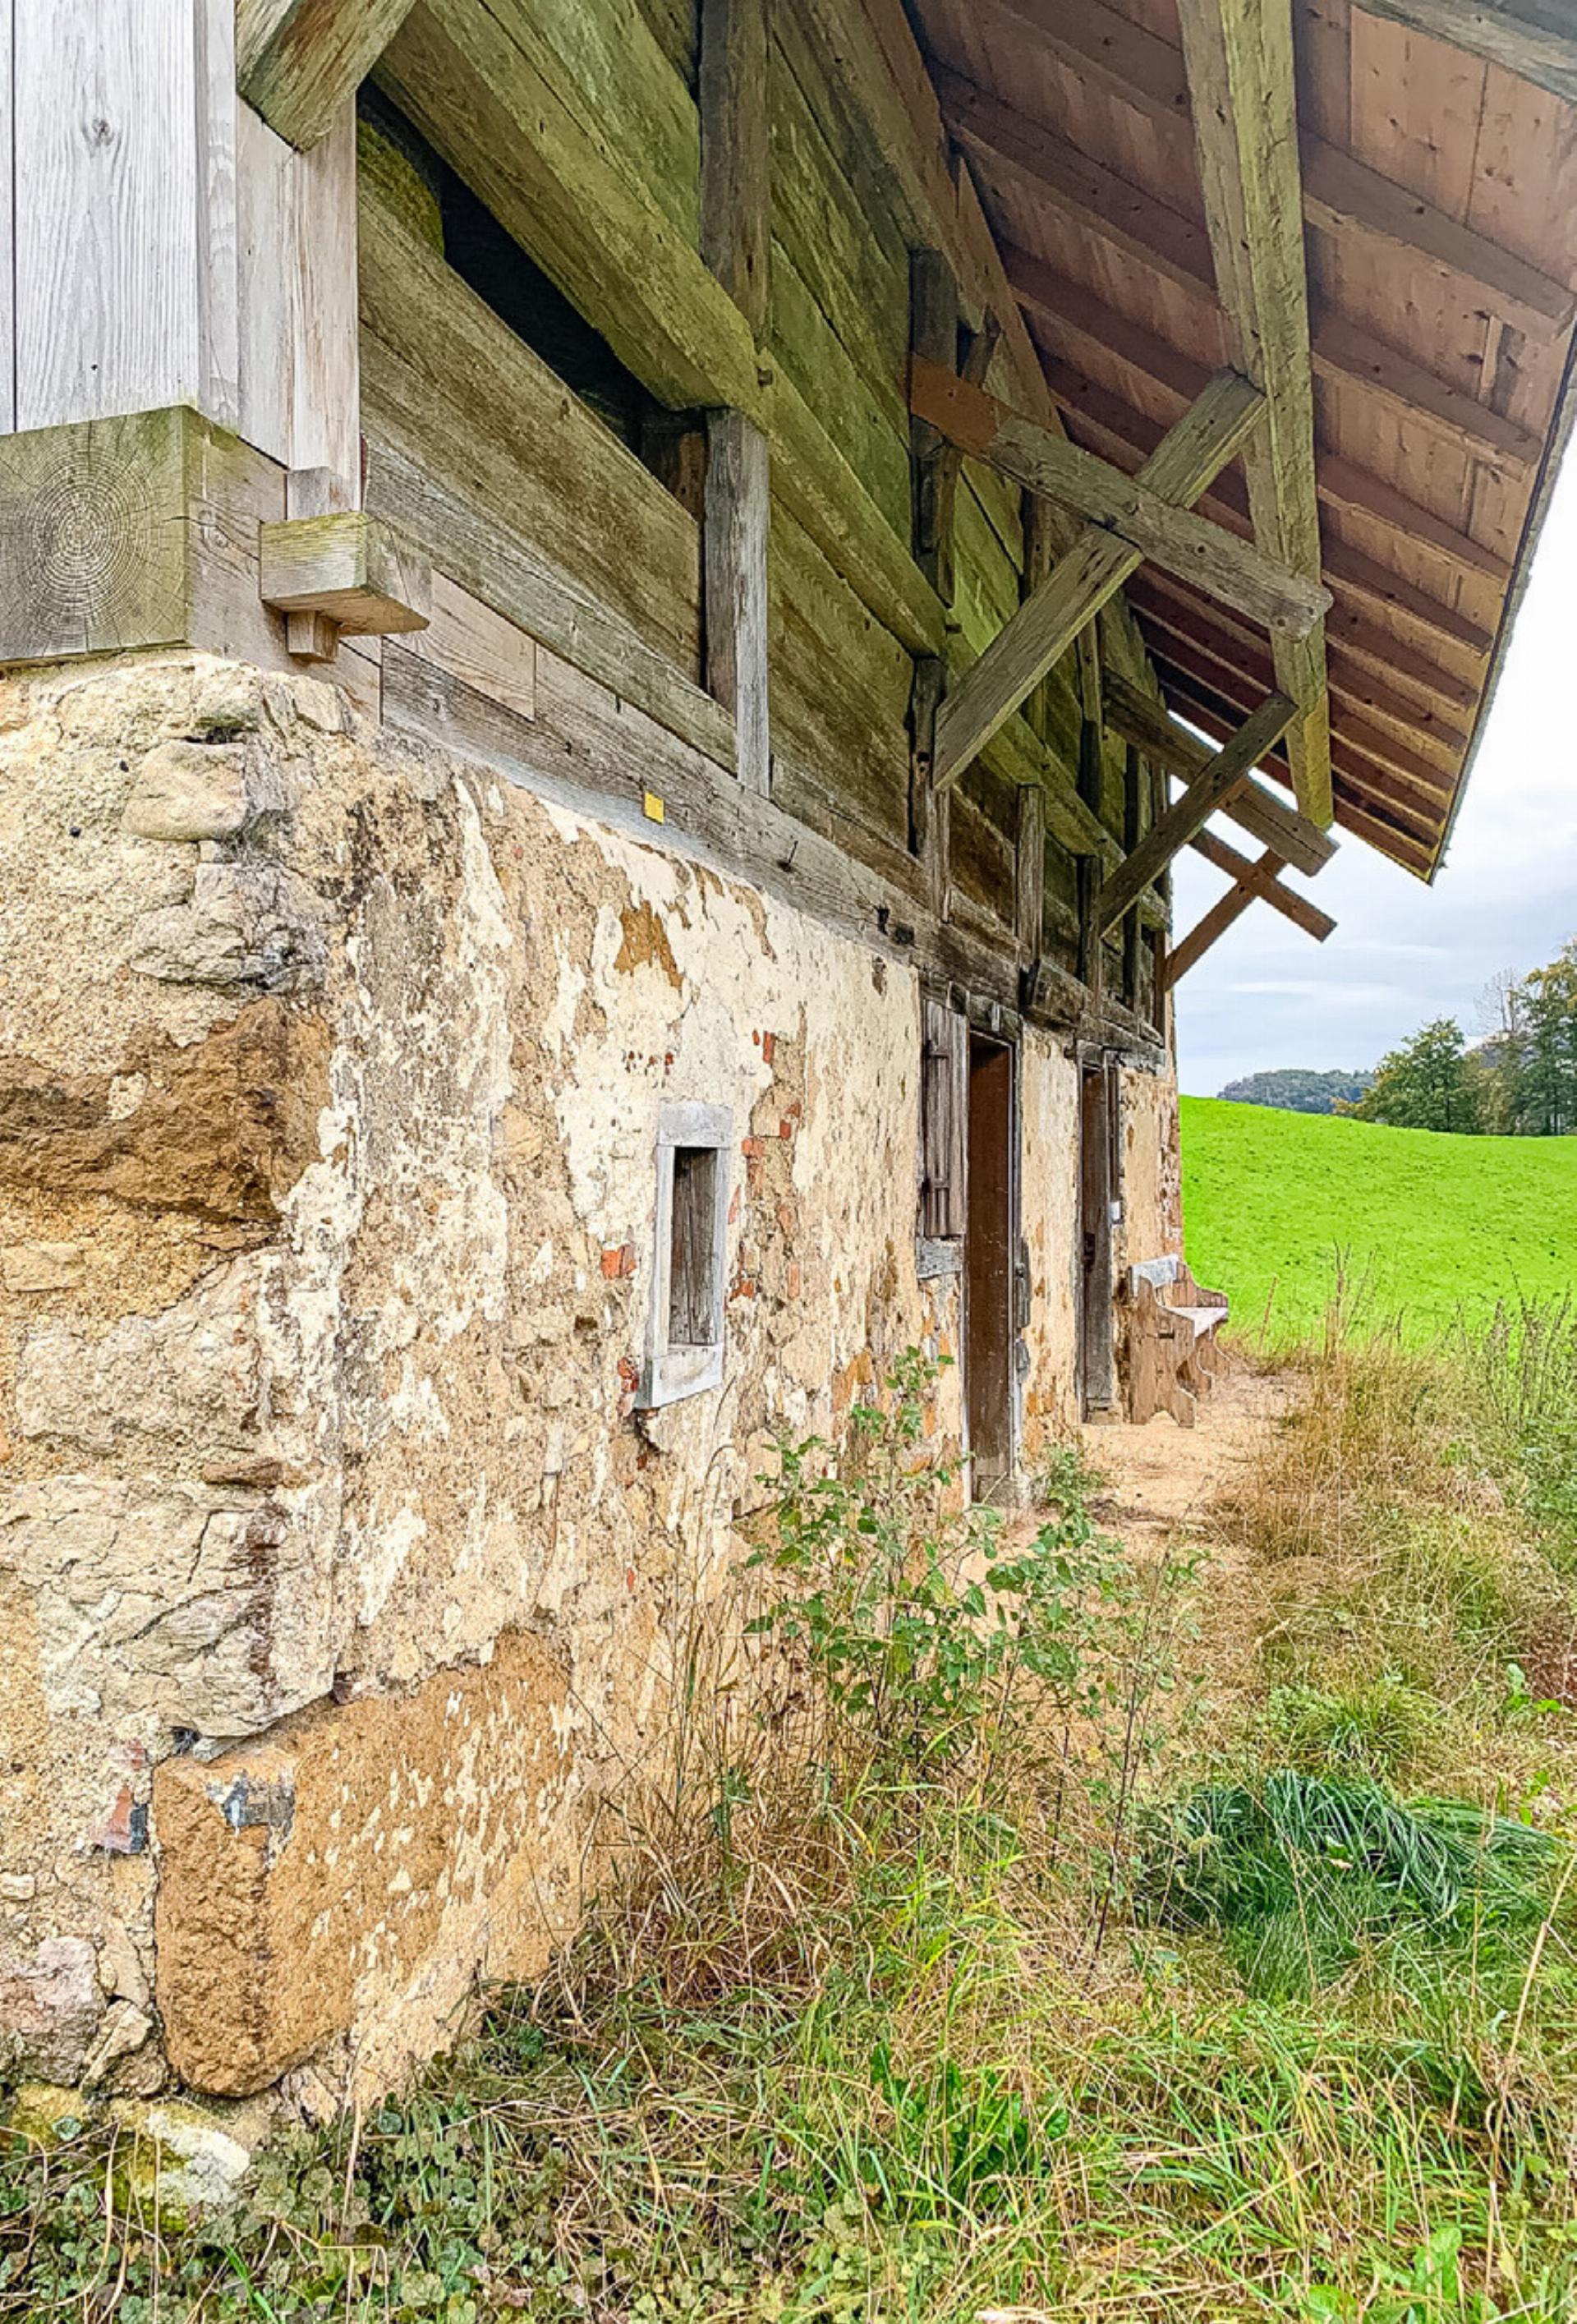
[0,651,1178,2105]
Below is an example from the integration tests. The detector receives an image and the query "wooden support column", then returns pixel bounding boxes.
[699,0,773,795]
[909,655,949,915]
[1121,743,1145,1006]
[911,251,963,603]
[704,410,771,794]
[931,369,1265,793]
[1096,691,1296,934]
[1174,0,1334,826]
[1015,780,1046,960]
[237,99,361,496]
[12,0,239,436]
[1074,629,1104,994]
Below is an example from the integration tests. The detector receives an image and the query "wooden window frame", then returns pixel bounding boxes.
[637,1102,733,1409]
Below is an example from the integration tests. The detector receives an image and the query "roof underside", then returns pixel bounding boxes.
[905,0,1577,879]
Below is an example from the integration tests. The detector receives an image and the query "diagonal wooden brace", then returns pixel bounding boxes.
[1096,690,1296,934]
[931,368,1265,794]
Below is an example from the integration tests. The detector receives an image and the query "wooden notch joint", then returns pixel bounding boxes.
[260,510,431,637]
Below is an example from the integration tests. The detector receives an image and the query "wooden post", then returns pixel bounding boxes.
[911,249,962,602]
[908,654,949,915]
[1014,780,1045,960]
[237,99,361,496]
[704,409,771,794]
[1121,743,1144,1007]
[700,0,771,335]
[699,0,772,794]
[13,0,239,435]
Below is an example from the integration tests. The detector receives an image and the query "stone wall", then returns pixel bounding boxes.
[0,651,1178,2105]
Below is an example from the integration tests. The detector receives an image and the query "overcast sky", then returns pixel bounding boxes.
[1172,450,1577,1098]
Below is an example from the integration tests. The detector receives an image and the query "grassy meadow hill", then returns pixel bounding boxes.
[1182,1094,1577,1341]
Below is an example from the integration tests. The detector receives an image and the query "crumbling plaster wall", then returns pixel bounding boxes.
[0,649,995,2102]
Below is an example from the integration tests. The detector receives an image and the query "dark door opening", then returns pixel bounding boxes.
[1078,1061,1116,1415]
[965,1035,1015,1500]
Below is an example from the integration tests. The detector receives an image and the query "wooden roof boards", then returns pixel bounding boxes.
[905,0,1577,877]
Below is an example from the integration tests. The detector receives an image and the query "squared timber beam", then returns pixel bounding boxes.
[1188,826,1336,942]
[931,367,1265,794]
[1096,690,1297,933]
[260,509,430,634]
[238,0,421,150]
[909,357,1329,637]
[1166,849,1290,985]
[1173,0,1333,826]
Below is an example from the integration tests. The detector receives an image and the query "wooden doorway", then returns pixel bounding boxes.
[965,1034,1016,1500]
[1078,1061,1117,1415]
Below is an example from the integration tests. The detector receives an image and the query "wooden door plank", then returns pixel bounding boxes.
[1174,0,1331,825]
[238,0,420,150]
[1095,689,1297,931]
[932,368,1264,791]
[910,356,1329,637]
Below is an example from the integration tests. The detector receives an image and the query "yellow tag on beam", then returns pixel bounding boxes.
[642,792,665,824]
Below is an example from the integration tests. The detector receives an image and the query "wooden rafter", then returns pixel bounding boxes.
[238,0,420,149]
[1008,251,1514,590]
[939,67,1544,472]
[931,367,1265,792]
[1170,0,1331,824]
[1126,573,1467,775]
[909,359,1329,638]
[954,2,1574,340]
[1160,669,1437,871]
[1096,689,1298,932]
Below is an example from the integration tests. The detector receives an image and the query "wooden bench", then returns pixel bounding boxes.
[1125,1256,1230,1428]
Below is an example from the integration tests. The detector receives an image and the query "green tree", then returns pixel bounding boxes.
[1345,1017,1483,1134]
[1517,942,1577,1135]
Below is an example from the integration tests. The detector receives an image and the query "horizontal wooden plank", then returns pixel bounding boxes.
[403,571,539,721]
[1313,315,1543,477]
[1354,0,1577,108]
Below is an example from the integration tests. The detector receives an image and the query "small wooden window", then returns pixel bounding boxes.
[638,1103,732,1408]
[919,996,968,1240]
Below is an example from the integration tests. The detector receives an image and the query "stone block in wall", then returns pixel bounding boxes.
[15,1252,271,1460]
[0,1937,104,2081]
[153,1629,574,2096]
[0,1000,331,1220]
[0,1475,330,1742]
[128,864,325,992]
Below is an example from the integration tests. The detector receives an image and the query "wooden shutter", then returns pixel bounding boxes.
[920,997,968,1238]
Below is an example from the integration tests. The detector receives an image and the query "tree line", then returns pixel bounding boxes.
[1341,938,1577,1135]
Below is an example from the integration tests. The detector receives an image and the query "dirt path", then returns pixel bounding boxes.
[1081,1367,1291,1551]
[1079,1366,1299,1715]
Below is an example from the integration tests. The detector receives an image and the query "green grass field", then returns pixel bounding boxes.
[1180,1094,1577,1342]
